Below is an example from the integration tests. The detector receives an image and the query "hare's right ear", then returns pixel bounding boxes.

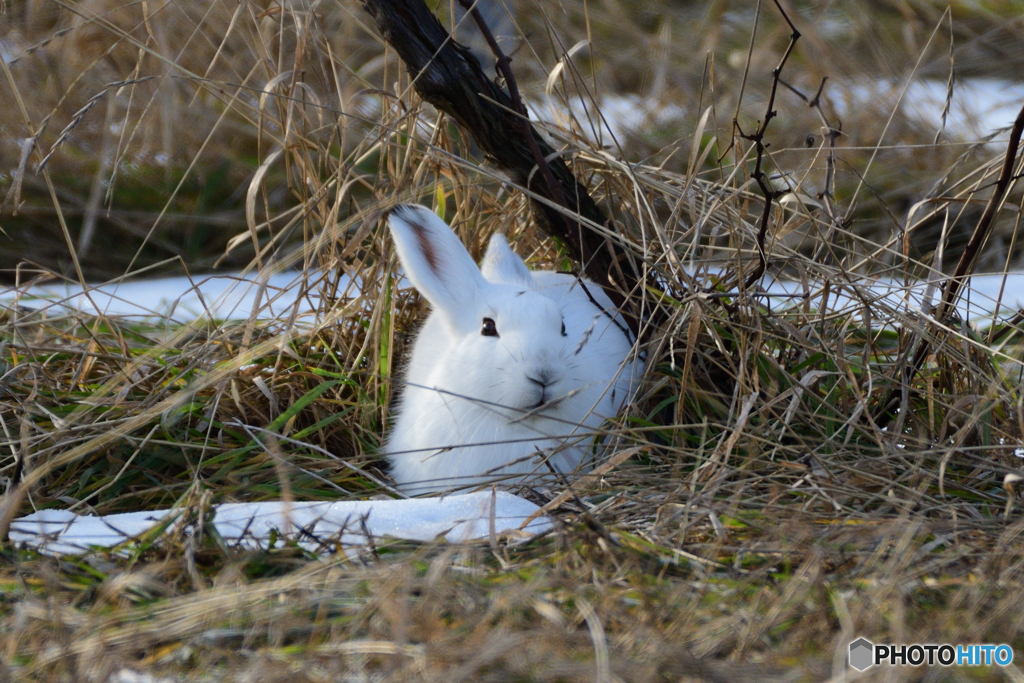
[481,233,533,287]
[387,205,486,325]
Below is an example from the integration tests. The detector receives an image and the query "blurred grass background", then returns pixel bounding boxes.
[2,0,1023,282]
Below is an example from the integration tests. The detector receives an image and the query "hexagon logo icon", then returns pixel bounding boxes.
[849,638,875,671]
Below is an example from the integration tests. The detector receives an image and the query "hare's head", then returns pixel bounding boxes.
[387,204,577,416]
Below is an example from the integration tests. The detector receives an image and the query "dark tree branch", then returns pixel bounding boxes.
[874,102,1024,427]
[990,308,1024,344]
[362,0,641,337]
[938,105,1024,320]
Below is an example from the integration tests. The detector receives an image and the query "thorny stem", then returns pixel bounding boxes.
[739,0,800,290]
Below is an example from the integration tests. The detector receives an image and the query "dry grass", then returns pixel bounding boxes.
[2,1,1024,681]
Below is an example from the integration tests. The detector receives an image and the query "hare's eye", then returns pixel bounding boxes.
[481,317,499,337]
[561,321,566,337]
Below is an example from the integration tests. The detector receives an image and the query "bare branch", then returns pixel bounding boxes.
[738,0,801,289]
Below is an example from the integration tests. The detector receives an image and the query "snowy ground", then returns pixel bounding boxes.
[5,269,1024,327]
[9,491,552,557]
[1,270,331,324]
[531,79,1024,149]
[760,272,1024,328]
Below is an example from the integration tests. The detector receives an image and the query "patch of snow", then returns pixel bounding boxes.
[534,78,1023,149]
[6,268,1024,328]
[831,78,1024,141]
[8,491,552,556]
[761,272,1024,326]
[0,271,346,323]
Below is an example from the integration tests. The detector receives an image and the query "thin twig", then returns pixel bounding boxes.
[738,0,801,289]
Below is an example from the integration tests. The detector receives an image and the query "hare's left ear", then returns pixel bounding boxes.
[481,233,533,287]
[387,204,486,330]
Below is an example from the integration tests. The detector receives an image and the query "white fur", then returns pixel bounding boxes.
[383,204,643,494]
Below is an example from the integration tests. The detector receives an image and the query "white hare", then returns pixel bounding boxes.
[383,204,643,494]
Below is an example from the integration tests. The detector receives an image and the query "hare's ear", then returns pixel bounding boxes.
[387,205,486,323]
[481,233,533,288]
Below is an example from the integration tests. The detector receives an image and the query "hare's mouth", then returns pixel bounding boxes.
[522,398,553,413]
[511,394,567,423]
[510,403,550,424]
[514,385,590,423]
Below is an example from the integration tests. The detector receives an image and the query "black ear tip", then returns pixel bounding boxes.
[386,204,418,223]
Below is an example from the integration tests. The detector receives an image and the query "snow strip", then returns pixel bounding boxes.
[8,491,552,556]
[6,270,1024,325]
[0,271,337,323]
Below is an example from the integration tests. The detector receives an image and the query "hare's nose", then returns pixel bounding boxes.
[526,368,556,387]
